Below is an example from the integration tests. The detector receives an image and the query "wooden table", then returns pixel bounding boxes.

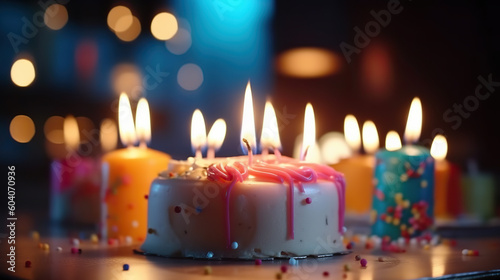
[2,233,500,280]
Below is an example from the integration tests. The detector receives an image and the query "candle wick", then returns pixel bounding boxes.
[242,138,252,166]
[139,141,147,149]
[301,145,310,161]
[261,148,269,157]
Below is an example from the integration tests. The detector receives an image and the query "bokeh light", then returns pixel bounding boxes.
[44,4,68,30]
[115,16,141,42]
[100,118,118,153]
[362,43,393,97]
[107,6,133,32]
[319,132,352,164]
[111,64,142,99]
[276,48,341,78]
[151,12,178,40]
[44,116,64,144]
[11,59,36,87]
[10,115,35,143]
[76,116,95,145]
[165,28,191,55]
[63,115,80,151]
[75,40,98,79]
[177,63,203,91]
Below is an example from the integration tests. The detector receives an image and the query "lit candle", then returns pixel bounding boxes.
[191,109,207,159]
[371,97,435,240]
[431,135,450,218]
[101,93,170,242]
[49,115,101,224]
[385,130,402,151]
[207,119,226,159]
[260,101,281,158]
[99,118,118,153]
[430,135,464,219]
[330,116,379,214]
[301,103,320,162]
[241,81,257,156]
[141,83,346,258]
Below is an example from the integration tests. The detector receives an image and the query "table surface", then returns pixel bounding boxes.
[2,233,500,280]
[2,203,499,280]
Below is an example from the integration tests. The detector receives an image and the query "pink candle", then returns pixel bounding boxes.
[49,115,102,224]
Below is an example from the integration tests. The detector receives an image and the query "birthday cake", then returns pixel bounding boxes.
[140,155,346,259]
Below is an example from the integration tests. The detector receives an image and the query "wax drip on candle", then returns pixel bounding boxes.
[243,138,253,166]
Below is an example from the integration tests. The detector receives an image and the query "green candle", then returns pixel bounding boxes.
[461,161,495,221]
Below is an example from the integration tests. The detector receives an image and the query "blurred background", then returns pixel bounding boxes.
[1,0,500,221]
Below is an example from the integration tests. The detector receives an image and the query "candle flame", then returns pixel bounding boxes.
[404,97,422,144]
[207,118,226,152]
[344,114,361,153]
[191,109,207,154]
[241,81,256,154]
[430,134,447,161]
[118,93,137,146]
[385,130,402,151]
[302,103,316,160]
[100,118,118,152]
[135,98,151,145]
[362,120,379,154]
[260,101,281,151]
[63,115,80,151]
[319,132,352,164]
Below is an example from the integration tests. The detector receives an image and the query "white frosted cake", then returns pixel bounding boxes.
[140,155,346,259]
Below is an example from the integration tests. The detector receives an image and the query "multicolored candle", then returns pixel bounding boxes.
[101,94,170,242]
[371,98,435,240]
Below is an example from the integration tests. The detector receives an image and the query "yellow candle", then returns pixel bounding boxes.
[102,94,170,242]
[331,116,378,214]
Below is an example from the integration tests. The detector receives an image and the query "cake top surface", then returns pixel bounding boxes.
[160,155,345,185]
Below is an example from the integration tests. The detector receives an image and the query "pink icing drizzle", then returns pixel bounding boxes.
[206,156,346,248]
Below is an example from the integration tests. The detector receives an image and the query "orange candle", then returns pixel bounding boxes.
[101,94,170,242]
[430,135,449,218]
[331,116,379,214]
[431,134,464,219]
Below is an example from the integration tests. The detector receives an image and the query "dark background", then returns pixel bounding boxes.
[1,0,499,216]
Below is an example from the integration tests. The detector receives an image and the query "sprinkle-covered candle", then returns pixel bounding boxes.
[370,98,435,240]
